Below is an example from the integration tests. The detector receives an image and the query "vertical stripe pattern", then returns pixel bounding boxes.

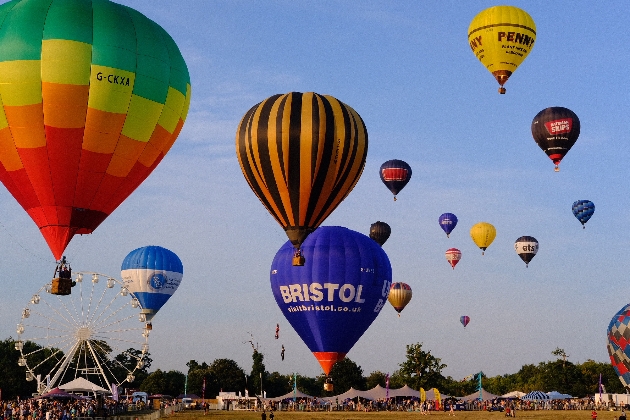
[236,92,368,247]
[0,0,191,259]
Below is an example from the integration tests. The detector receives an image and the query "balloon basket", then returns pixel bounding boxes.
[293,250,306,267]
[51,278,72,296]
[324,378,334,392]
[498,87,506,94]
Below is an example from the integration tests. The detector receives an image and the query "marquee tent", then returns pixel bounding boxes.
[35,388,85,400]
[501,391,525,398]
[547,391,573,399]
[320,385,449,402]
[460,388,501,401]
[59,377,108,394]
[265,388,313,401]
[522,391,551,401]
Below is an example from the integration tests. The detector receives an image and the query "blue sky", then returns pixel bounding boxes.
[1,1,630,384]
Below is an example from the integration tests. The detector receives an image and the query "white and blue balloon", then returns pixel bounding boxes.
[121,246,183,324]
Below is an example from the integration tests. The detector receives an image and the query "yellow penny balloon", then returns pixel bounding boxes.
[468,6,536,94]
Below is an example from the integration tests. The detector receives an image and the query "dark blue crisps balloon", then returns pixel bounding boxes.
[572,200,595,229]
[270,226,392,375]
[380,159,412,200]
[438,213,458,238]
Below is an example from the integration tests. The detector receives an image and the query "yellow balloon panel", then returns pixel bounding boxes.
[470,222,496,251]
[468,6,536,86]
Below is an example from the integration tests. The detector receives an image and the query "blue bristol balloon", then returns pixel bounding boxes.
[121,246,183,324]
[270,226,392,375]
[572,200,595,229]
[438,213,458,238]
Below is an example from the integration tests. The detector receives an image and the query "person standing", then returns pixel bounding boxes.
[592,409,597,420]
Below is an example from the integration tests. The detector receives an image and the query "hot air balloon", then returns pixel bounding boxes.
[0,0,191,260]
[380,159,411,200]
[439,213,458,237]
[532,107,580,172]
[468,6,536,94]
[445,248,461,270]
[270,226,392,375]
[369,221,391,246]
[572,200,595,229]
[607,303,630,391]
[121,246,183,328]
[514,236,538,267]
[388,282,412,317]
[460,316,470,328]
[236,93,368,265]
[470,222,496,255]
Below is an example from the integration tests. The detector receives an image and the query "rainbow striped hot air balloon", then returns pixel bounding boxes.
[0,0,191,260]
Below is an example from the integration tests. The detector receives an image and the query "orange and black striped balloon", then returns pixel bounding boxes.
[236,92,368,248]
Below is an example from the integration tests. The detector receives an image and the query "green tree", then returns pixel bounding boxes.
[163,370,186,397]
[249,349,266,397]
[365,371,388,389]
[552,347,569,367]
[264,372,292,398]
[141,369,167,394]
[207,359,246,397]
[111,348,152,389]
[397,343,447,390]
[327,358,366,394]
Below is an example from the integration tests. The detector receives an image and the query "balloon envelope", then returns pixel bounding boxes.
[445,248,461,269]
[439,213,458,237]
[0,0,191,259]
[468,5,536,93]
[379,159,411,199]
[121,246,183,322]
[531,107,580,171]
[470,222,496,254]
[388,282,412,315]
[514,236,539,267]
[460,316,470,328]
[369,221,391,246]
[236,92,368,249]
[607,303,630,391]
[270,226,392,375]
[572,200,595,228]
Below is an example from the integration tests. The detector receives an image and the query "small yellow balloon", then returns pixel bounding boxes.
[388,282,412,317]
[468,5,536,93]
[470,222,496,254]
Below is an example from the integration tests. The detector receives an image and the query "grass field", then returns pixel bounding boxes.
[169,409,619,420]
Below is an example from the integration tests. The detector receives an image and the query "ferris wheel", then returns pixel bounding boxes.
[15,271,150,395]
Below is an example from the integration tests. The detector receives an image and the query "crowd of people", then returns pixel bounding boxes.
[0,395,177,420]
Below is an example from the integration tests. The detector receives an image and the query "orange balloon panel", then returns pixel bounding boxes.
[0,0,191,259]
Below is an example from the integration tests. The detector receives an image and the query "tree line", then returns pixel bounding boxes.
[0,338,623,400]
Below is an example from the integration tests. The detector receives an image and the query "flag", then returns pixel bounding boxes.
[202,378,206,403]
[112,384,119,402]
[599,373,602,399]
[385,373,390,399]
